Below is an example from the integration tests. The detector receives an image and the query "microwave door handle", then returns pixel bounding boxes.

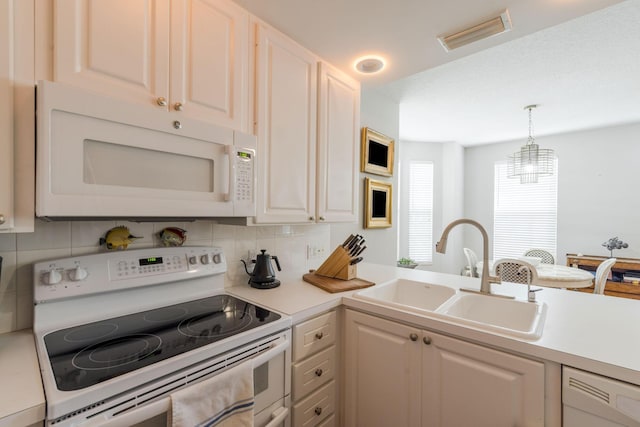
[224,145,233,202]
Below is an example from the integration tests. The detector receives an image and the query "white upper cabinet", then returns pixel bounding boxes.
[170,0,248,129]
[1,0,34,233]
[254,21,318,224]
[51,0,249,131]
[0,0,13,230]
[317,62,360,223]
[253,21,361,224]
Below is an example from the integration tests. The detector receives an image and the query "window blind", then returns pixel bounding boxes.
[408,162,434,263]
[493,160,558,260]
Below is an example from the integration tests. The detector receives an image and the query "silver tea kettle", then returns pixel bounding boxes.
[241,249,281,289]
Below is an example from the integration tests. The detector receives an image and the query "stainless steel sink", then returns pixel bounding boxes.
[353,278,457,312]
[438,293,547,339]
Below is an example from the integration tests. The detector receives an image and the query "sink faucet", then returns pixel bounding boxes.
[436,218,504,297]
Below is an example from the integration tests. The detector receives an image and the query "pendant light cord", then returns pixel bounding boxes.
[527,105,535,145]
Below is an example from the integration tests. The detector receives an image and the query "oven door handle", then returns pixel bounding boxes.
[250,335,289,368]
[78,336,290,427]
[264,406,290,427]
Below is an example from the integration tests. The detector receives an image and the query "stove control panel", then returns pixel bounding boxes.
[34,246,227,303]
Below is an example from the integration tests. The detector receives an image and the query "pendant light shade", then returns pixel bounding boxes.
[507,105,555,184]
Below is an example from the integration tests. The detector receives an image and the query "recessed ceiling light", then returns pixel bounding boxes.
[354,56,386,74]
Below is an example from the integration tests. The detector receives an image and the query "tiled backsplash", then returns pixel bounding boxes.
[0,220,330,334]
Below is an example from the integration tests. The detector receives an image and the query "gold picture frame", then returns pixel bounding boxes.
[361,127,394,176]
[364,178,392,229]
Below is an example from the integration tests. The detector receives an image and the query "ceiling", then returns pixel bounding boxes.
[232,0,639,145]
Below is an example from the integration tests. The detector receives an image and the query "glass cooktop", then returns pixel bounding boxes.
[44,294,281,391]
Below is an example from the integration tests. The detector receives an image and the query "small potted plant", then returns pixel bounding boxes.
[397,257,418,269]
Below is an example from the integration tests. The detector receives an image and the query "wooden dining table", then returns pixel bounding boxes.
[476,261,594,289]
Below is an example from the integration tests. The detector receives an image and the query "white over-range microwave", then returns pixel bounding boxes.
[36,81,256,219]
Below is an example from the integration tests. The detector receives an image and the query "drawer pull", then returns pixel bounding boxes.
[410,333,418,341]
[315,332,324,340]
[314,407,322,416]
[423,336,432,345]
[315,368,323,377]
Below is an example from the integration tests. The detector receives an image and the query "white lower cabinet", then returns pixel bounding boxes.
[344,309,545,427]
[292,310,338,426]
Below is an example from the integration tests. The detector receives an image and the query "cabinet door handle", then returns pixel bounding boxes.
[156,97,167,106]
[314,407,322,416]
[315,368,323,377]
[174,102,184,111]
[319,216,325,221]
[173,121,182,130]
[423,336,432,345]
[315,332,324,340]
[309,216,315,221]
[0,214,5,225]
[410,333,418,341]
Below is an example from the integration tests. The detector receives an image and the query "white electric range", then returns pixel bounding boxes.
[32,246,292,427]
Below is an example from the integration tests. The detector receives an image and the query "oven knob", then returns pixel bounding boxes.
[43,269,62,285]
[70,267,88,281]
[212,253,222,264]
[200,254,212,264]
[189,256,198,265]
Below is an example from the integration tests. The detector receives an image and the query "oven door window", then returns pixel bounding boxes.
[254,350,286,414]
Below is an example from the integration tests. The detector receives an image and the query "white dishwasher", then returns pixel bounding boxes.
[563,366,640,426]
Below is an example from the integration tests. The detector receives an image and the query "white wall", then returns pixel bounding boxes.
[464,122,640,266]
[439,142,466,273]
[396,141,465,274]
[331,88,400,266]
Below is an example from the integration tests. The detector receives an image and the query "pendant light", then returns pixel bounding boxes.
[507,104,555,184]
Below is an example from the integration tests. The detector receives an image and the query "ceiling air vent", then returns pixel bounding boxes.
[438,10,512,52]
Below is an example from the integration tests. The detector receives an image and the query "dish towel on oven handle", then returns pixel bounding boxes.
[169,361,254,427]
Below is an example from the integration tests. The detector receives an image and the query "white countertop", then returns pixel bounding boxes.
[6,262,640,424]
[0,329,45,427]
[229,262,640,386]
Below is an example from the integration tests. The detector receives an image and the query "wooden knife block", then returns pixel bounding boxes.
[314,246,357,280]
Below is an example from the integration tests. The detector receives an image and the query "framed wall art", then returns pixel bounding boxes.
[361,127,394,176]
[364,177,392,228]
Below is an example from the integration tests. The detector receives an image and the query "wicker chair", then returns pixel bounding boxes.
[463,248,479,278]
[594,258,616,294]
[524,249,555,264]
[494,258,539,285]
[494,258,541,301]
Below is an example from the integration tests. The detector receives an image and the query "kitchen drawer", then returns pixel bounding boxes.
[293,311,336,361]
[293,380,335,427]
[316,413,335,427]
[293,345,336,399]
